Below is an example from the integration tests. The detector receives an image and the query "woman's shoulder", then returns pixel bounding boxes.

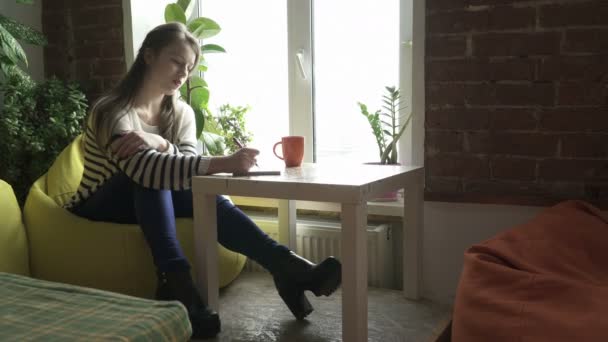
[174,98,195,120]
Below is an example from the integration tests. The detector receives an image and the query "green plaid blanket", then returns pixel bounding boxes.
[0,272,192,341]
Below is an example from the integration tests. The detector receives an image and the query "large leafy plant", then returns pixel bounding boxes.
[0,70,87,204]
[358,86,412,165]
[164,0,227,154]
[0,0,47,78]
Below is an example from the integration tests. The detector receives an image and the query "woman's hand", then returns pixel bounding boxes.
[111,131,168,158]
[207,147,259,174]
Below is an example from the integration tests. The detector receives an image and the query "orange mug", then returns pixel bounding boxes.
[273,136,304,167]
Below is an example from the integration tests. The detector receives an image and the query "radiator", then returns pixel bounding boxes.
[248,216,395,289]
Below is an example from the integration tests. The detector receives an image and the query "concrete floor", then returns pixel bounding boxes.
[196,272,452,342]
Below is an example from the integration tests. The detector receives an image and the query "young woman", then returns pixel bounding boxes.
[65,22,341,339]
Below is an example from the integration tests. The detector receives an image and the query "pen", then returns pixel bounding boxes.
[232,137,259,167]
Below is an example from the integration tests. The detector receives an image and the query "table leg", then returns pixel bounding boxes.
[278,199,297,250]
[341,202,368,342]
[192,192,220,311]
[403,180,423,299]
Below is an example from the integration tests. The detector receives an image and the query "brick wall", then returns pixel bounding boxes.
[425,0,608,207]
[42,0,125,102]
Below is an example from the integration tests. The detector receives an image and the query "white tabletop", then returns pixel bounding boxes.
[192,163,423,204]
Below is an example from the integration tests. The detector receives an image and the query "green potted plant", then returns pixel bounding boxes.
[0,0,88,205]
[199,103,254,156]
[164,0,228,154]
[357,86,412,201]
[0,70,88,205]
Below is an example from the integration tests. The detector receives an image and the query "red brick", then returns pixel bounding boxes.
[75,60,93,79]
[45,63,69,79]
[74,27,124,42]
[427,58,535,82]
[538,56,608,82]
[473,32,561,57]
[426,131,464,154]
[558,82,607,106]
[74,44,101,59]
[426,83,466,106]
[540,2,608,28]
[496,83,555,106]
[465,84,497,106]
[540,108,608,132]
[463,180,543,196]
[539,159,608,181]
[426,108,490,130]
[426,0,463,12]
[469,132,559,157]
[489,108,537,130]
[491,157,536,181]
[73,0,122,8]
[103,77,122,90]
[42,13,69,30]
[73,7,122,28]
[44,29,70,45]
[426,36,467,58]
[428,7,535,34]
[564,29,608,54]
[561,134,608,159]
[43,46,69,64]
[100,41,125,58]
[425,177,463,193]
[94,59,126,76]
[426,154,489,178]
[427,0,521,11]
[466,132,491,154]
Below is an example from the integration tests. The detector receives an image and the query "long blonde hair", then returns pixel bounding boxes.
[89,22,200,151]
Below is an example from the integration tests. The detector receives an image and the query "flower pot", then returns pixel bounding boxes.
[363,162,401,202]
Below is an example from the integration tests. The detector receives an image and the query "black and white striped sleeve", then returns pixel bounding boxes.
[106,111,211,190]
[109,148,209,190]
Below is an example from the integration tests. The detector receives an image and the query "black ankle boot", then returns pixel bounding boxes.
[272,252,342,320]
[156,270,221,339]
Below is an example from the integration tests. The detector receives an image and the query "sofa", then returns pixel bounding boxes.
[19,134,246,298]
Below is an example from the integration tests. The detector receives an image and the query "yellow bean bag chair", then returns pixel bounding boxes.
[0,180,30,276]
[23,135,246,299]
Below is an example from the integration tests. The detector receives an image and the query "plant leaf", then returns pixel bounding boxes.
[165,4,187,24]
[177,0,195,19]
[190,86,209,110]
[16,0,34,4]
[201,131,226,156]
[189,75,208,89]
[193,107,205,139]
[187,17,221,39]
[201,43,226,54]
[0,24,27,66]
[0,15,47,46]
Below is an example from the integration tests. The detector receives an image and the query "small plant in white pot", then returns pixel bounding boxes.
[358,86,412,201]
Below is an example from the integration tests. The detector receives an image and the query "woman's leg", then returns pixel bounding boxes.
[171,190,290,272]
[71,172,190,273]
[171,190,342,320]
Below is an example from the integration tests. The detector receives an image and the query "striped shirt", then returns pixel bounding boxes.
[64,101,211,209]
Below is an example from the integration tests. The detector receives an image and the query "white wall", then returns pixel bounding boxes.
[122,0,174,68]
[422,202,543,304]
[0,1,44,81]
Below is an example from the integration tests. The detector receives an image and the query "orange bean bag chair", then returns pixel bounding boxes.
[453,200,608,341]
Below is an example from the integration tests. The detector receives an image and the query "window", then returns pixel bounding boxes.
[200,0,412,166]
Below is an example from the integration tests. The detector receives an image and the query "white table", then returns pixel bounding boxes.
[192,163,424,342]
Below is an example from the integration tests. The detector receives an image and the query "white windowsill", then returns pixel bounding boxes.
[231,196,404,217]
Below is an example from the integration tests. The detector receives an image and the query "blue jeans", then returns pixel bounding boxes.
[70,172,289,273]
